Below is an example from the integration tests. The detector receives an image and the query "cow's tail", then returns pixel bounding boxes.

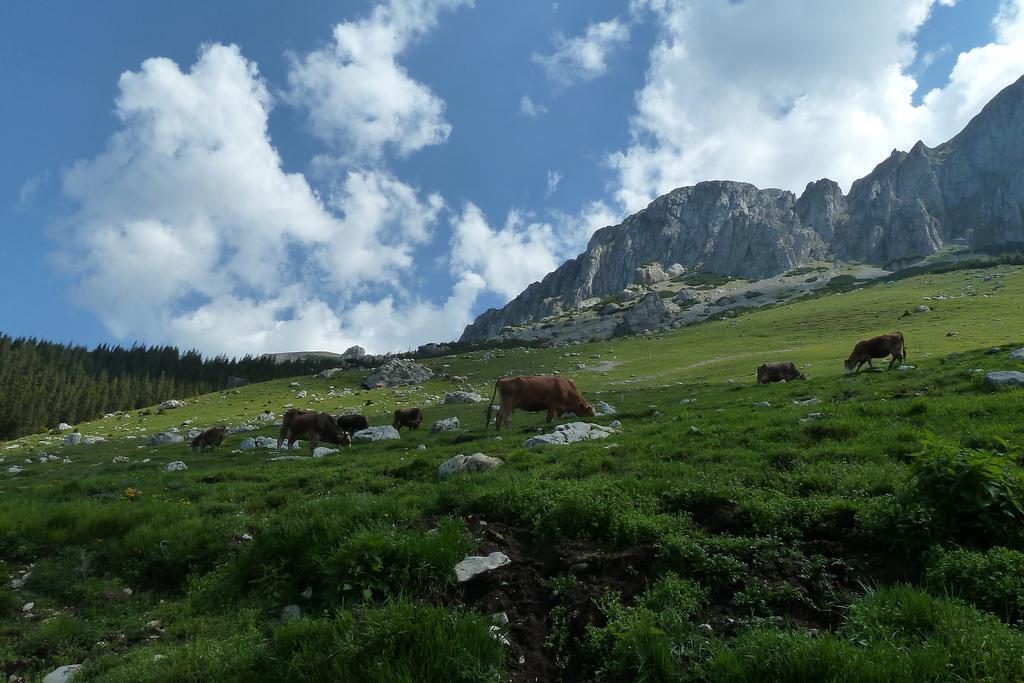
[898,330,907,359]
[485,380,500,429]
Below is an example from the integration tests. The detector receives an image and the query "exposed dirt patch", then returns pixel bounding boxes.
[455,517,655,682]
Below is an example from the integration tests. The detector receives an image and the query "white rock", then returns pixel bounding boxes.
[149,432,184,445]
[986,371,1024,387]
[666,263,686,278]
[43,665,82,683]
[523,422,616,447]
[112,456,130,464]
[913,305,931,313]
[65,432,83,445]
[353,426,401,442]
[430,417,460,433]
[438,453,504,480]
[256,412,276,422]
[594,401,616,415]
[57,423,73,431]
[83,436,105,445]
[255,436,281,449]
[1009,348,1024,361]
[792,397,820,406]
[7,466,23,474]
[444,391,485,404]
[455,552,511,582]
[897,365,916,371]
[753,401,771,408]
[416,444,427,451]
[312,447,338,458]
[609,420,622,430]
[239,438,257,451]
[163,461,187,472]
[22,601,34,611]
[268,456,307,462]
[159,399,186,410]
[11,572,30,590]
[296,390,308,399]
[281,604,302,621]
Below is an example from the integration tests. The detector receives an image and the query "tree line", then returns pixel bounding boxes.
[0,334,335,440]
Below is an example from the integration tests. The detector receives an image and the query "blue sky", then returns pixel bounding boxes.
[2,0,1022,356]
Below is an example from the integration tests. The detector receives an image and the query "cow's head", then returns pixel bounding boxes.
[756,363,767,383]
[577,399,597,417]
[843,358,857,375]
[797,372,808,380]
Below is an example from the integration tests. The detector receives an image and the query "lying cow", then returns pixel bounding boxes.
[336,414,369,435]
[278,408,351,451]
[393,407,423,431]
[845,332,906,374]
[190,426,228,451]
[757,361,807,384]
[486,375,596,431]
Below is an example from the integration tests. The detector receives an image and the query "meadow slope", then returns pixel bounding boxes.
[3,264,1024,681]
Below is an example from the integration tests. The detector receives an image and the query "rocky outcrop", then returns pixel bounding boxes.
[362,359,433,388]
[461,75,1024,342]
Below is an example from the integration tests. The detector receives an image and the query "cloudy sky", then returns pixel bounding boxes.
[3,0,1024,356]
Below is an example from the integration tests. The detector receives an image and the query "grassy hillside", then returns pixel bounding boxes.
[4,264,1024,681]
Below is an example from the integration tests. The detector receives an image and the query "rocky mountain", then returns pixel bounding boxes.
[462,74,1024,342]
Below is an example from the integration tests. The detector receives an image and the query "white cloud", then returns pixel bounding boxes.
[286,0,472,159]
[611,0,1024,212]
[59,43,469,356]
[449,200,619,302]
[545,170,562,197]
[520,94,548,117]
[534,18,630,87]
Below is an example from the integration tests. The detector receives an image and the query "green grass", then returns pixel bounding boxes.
[3,264,1024,680]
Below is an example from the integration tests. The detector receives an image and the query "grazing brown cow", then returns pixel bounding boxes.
[757,362,807,384]
[486,375,596,431]
[336,414,369,434]
[845,332,906,374]
[190,426,229,451]
[393,408,423,430]
[278,408,351,451]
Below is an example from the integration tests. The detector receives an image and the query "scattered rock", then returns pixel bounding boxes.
[11,572,30,590]
[239,438,257,451]
[438,453,503,480]
[753,401,771,408]
[352,426,401,442]
[149,432,184,445]
[792,397,820,406]
[430,417,460,433]
[64,432,82,445]
[623,292,674,332]
[312,447,338,458]
[689,426,703,435]
[57,423,73,431]
[296,390,308,399]
[594,401,616,415]
[363,359,433,388]
[268,456,307,462]
[679,398,696,405]
[163,461,187,472]
[256,412,276,422]
[112,456,130,464]
[666,263,686,278]
[634,262,668,285]
[417,444,427,451]
[985,371,1024,387]
[7,466,23,474]
[22,601,34,612]
[316,367,344,379]
[600,302,622,315]
[42,665,82,683]
[444,391,484,404]
[159,400,186,410]
[897,365,916,371]
[913,305,931,313]
[455,552,511,582]
[1009,348,1024,361]
[609,419,622,430]
[523,422,616,447]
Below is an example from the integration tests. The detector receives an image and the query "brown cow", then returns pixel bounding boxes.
[190,426,229,451]
[757,362,807,384]
[393,407,423,431]
[336,414,369,434]
[486,375,596,431]
[845,332,906,374]
[278,408,351,451]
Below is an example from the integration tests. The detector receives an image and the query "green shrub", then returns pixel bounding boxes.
[268,601,505,682]
[925,546,1024,622]
[909,444,1024,543]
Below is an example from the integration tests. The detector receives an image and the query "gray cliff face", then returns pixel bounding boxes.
[461,74,1024,343]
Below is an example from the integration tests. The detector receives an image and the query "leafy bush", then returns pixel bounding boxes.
[925,546,1024,622]
[909,444,1024,544]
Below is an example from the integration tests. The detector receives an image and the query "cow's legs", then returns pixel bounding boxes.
[546,409,556,422]
[277,427,290,450]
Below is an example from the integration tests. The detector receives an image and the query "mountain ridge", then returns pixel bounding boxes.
[461,73,1024,342]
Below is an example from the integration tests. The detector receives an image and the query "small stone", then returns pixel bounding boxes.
[416,444,427,451]
[281,604,302,621]
[352,426,401,442]
[753,401,771,408]
[42,665,82,683]
[897,365,916,371]
[22,602,34,611]
[112,456,130,464]
[444,391,485,404]
[438,453,504,480]
[689,426,703,435]
[239,438,257,451]
[1009,348,1024,361]
[455,552,511,582]
[312,447,338,458]
[792,397,820,406]
[609,419,622,430]
[64,432,83,445]
[913,305,931,313]
[985,371,1024,387]
[594,401,616,415]
[163,461,187,472]
[146,620,163,630]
